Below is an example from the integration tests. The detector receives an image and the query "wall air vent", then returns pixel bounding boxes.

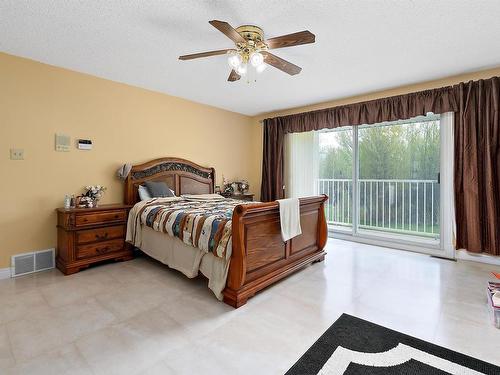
[11,248,55,277]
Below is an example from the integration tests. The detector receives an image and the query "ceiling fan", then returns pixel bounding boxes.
[179,20,315,82]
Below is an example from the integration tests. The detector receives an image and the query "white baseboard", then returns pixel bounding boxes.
[0,268,11,280]
[456,250,500,266]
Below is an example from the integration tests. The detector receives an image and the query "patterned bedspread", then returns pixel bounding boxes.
[126,196,252,259]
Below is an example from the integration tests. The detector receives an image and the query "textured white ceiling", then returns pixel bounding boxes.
[1,1,500,116]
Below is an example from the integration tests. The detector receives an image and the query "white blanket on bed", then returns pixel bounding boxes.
[277,198,302,242]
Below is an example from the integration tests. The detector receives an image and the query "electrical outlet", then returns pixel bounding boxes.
[10,148,24,160]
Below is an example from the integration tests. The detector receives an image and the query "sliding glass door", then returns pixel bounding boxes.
[357,117,441,239]
[289,113,453,256]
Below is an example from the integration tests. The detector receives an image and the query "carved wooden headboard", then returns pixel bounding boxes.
[124,157,215,205]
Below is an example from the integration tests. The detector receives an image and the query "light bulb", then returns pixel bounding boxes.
[236,63,247,76]
[250,52,264,67]
[256,63,267,73]
[227,53,242,69]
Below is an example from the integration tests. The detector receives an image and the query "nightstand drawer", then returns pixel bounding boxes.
[76,225,125,244]
[76,239,124,259]
[75,211,127,226]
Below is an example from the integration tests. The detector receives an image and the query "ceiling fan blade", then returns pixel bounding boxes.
[209,20,246,44]
[266,30,315,49]
[228,69,241,82]
[261,51,302,75]
[179,49,234,60]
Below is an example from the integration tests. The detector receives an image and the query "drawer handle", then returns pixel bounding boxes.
[82,218,88,222]
[96,246,110,254]
[95,233,109,240]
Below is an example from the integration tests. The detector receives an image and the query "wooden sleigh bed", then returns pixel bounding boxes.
[124,157,328,307]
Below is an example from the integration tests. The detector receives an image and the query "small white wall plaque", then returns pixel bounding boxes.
[55,134,71,152]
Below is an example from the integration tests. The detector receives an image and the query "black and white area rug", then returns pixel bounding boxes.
[286,314,500,374]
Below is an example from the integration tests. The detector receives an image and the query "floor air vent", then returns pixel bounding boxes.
[11,249,55,277]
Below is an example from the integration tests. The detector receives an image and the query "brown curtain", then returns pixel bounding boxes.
[261,117,285,201]
[261,85,458,201]
[454,78,500,255]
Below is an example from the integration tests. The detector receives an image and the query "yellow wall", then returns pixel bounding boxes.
[0,52,260,268]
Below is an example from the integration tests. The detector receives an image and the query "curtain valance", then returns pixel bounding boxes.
[273,85,458,134]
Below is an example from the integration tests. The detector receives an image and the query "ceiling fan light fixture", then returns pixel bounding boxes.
[179,20,315,82]
[256,63,267,73]
[227,53,242,69]
[236,63,247,76]
[250,52,264,67]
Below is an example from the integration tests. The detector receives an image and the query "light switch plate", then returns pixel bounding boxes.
[10,149,24,160]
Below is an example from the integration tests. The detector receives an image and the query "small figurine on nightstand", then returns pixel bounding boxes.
[64,194,71,209]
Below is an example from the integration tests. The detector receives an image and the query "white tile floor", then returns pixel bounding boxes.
[0,239,499,374]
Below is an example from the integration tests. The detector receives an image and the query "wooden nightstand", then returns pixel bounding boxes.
[227,193,254,201]
[56,204,133,275]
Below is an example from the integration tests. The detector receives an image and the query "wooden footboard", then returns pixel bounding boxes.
[223,195,328,308]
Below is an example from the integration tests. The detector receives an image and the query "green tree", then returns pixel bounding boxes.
[319,120,440,180]
[319,129,352,179]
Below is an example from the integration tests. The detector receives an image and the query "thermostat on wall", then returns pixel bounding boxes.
[77,139,93,150]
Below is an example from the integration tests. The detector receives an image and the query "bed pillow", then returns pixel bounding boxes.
[144,181,175,198]
[138,185,152,201]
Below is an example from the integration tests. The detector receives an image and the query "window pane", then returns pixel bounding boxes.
[318,128,353,230]
[358,116,440,238]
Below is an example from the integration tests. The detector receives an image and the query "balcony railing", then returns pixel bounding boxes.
[317,178,440,238]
